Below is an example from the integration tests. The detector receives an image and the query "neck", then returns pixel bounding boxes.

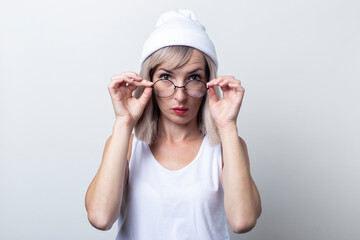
[157,115,202,143]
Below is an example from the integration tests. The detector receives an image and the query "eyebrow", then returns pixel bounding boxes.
[158,67,205,74]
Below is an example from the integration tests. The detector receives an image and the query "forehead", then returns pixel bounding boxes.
[158,49,206,70]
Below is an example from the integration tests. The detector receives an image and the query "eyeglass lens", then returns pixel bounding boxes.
[153,79,207,98]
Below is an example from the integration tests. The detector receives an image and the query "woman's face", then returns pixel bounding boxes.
[152,49,207,126]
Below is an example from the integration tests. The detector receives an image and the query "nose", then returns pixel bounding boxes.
[174,86,187,102]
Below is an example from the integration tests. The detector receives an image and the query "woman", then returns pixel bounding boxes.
[85,9,261,239]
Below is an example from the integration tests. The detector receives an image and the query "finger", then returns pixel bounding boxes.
[129,75,144,82]
[108,78,126,90]
[212,78,222,86]
[207,76,229,86]
[219,75,235,79]
[111,72,142,82]
[228,83,245,92]
[218,78,242,88]
[207,86,218,105]
[126,83,138,91]
[139,79,153,86]
[220,85,231,92]
[227,79,242,86]
[109,78,152,93]
[207,80,217,87]
[209,78,228,92]
[138,86,153,106]
[220,80,233,92]
[122,75,151,85]
[123,79,153,93]
[207,78,217,86]
[107,79,129,97]
[218,79,229,87]
[119,72,142,79]
[124,71,142,80]
[111,75,135,83]
[127,79,153,87]
[207,76,224,86]
[109,78,134,90]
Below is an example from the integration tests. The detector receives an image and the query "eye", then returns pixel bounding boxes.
[189,74,201,81]
[159,74,171,80]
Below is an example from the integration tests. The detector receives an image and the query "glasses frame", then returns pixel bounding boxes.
[151,79,209,98]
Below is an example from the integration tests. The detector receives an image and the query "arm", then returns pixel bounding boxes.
[220,126,261,233]
[85,72,153,230]
[207,76,262,233]
[85,123,132,231]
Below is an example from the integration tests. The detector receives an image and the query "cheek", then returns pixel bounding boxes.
[154,96,167,110]
[191,98,204,112]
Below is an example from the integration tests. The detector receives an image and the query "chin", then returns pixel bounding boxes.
[165,112,198,126]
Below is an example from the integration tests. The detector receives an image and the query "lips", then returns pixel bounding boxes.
[172,107,189,115]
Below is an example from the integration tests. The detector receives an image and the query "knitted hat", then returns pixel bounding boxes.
[139,9,218,69]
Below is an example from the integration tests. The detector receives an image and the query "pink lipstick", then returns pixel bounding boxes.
[172,107,189,115]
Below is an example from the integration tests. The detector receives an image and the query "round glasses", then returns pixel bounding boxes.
[152,79,209,98]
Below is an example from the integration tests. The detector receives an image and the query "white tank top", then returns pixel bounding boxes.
[115,135,230,240]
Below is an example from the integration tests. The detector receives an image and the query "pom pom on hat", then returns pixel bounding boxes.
[139,9,218,69]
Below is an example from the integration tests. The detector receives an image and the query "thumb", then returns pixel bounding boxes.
[207,87,218,106]
[138,87,153,106]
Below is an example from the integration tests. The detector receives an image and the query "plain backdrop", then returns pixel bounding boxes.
[1,0,359,239]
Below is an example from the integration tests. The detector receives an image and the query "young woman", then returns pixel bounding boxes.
[85,9,261,239]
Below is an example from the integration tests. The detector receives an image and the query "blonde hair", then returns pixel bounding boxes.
[134,46,221,146]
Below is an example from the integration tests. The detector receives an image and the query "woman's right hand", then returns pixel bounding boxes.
[108,72,153,127]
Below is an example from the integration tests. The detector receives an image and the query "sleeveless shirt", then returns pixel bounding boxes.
[115,135,230,240]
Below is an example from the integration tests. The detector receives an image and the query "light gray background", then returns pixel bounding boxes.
[1,0,359,239]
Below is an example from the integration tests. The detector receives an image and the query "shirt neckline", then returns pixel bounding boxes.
[146,135,207,174]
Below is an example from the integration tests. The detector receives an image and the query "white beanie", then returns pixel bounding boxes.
[139,9,218,69]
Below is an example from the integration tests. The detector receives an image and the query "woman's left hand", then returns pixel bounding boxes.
[207,76,245,129]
